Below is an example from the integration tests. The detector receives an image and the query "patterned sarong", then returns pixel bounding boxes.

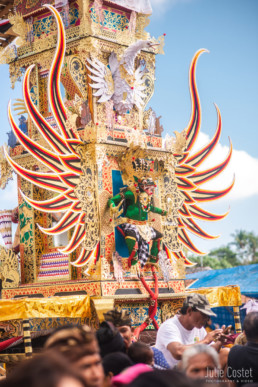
[120,223,162,267]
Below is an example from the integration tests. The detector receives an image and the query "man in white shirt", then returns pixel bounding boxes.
[155,294,226,368]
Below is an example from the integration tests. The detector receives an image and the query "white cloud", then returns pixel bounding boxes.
[150,0,194,14]
[151,0,170,5]
[191,132,258,201]
[1,174,18,208]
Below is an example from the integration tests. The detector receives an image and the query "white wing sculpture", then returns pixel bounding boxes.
[87,40,151,114]
[86,58,114,103]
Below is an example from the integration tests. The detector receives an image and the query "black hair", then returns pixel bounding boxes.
[96,321,126,357]
[102,352,133,376]
[243,311,258,342]
[128,342,153,365]
[126,368,197,387]
[180,305,198,315]
[0,351,87,387]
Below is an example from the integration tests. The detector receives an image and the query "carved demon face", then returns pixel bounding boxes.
[138,177,155,196]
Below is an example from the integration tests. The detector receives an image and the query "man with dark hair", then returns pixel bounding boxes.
[44,325,104,387]
[96,320,126,357]
[104,308,170,369]
[227,311,258,385]
[155,294,226,368]
[104,309,134,350]
[243,310,258,341]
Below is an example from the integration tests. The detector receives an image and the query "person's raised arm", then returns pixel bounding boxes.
[167,329,223,360]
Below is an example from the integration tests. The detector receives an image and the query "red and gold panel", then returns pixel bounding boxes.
[101,279,185,297]
[2,280,101,299]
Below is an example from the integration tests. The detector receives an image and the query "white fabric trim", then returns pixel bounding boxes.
[107,0,152,14]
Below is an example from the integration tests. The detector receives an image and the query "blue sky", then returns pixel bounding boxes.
[0,0,258,254]
[148,0,258,253]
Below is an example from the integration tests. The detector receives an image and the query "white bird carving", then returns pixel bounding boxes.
[86,40,153,114]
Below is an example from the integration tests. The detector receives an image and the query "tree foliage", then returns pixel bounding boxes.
[230,230,258,264]
[190,230,258,269]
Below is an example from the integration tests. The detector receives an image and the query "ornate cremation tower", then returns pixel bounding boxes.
[0,0,234,333]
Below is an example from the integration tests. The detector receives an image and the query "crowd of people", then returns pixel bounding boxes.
[0,293,257,387]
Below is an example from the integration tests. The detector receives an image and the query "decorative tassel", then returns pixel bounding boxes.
[0,210,13,249]
[27,17,34,44]
[62,0,70,29]
[93,0,104,26]
[113,251,124,283]
[158,250,173,283]
[105,100,114,131]
[129,11,136,35]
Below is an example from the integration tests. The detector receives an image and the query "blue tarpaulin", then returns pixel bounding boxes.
[186,264,258,327]
[186,264,258,298]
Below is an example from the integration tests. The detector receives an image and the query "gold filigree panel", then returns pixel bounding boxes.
[0,247,20,289]
[160,299,184,322]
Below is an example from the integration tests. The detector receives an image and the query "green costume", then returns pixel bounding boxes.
[108,189,167,267]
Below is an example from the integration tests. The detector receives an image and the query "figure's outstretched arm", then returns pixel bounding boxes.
[108,190,135,210]
[108,193,123,209]
[151,206,167,216]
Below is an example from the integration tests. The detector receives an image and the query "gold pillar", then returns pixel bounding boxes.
[233,306,242,333]
[22,319,32,357]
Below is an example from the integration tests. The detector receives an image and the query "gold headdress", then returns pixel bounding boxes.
[118,145,163,187]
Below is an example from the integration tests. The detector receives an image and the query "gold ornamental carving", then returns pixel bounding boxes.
[0,246,20,289]
[0,147,13,189]
[8,12,28,43]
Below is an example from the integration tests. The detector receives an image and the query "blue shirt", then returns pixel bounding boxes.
[152,346,170,369]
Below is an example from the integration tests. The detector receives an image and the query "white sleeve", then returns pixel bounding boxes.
[159,323,181,349]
